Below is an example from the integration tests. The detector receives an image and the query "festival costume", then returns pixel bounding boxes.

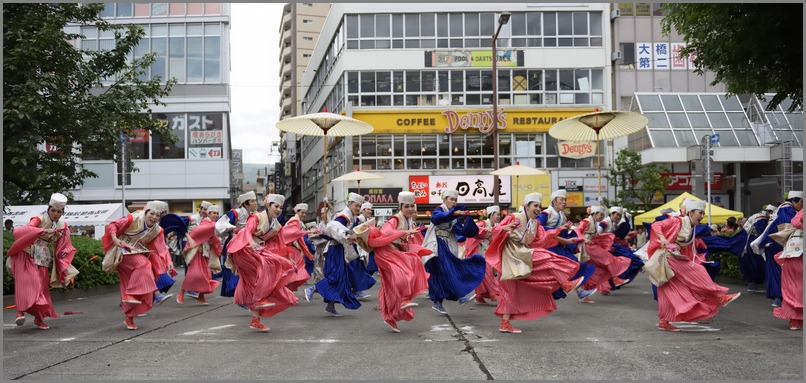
[283,215,315,291]
[463,218,501,302]
[102,212,171,318]
[485,212,580,321]
[537,205,595,299]
[421,205,487,304]
[315,208,367,310]
[740,212,769,286]
[181,217,222,295]
[575,217,631,294]
[648,215,733,323]
[6,212,78,324]
[366,211,430,325]
[227,212,298,318]
[754,201,799,302]
[214,207,250,297]
[773,209,803,328]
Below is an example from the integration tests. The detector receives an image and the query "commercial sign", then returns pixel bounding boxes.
[557,141,597,159]
[348,188,403,205]
[409,175,511,204]
[638,42,691,70]
[425,50,524,68]
[354,108,595,135]
[663,172,723,190]
[188,147,223,159]
[511,174,552,208]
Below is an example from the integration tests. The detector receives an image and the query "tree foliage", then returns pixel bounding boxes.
[661,3,802,111]
[605,149,672,212]
[3,3,176,205]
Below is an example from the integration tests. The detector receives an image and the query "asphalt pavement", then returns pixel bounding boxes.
[3,270,803,380]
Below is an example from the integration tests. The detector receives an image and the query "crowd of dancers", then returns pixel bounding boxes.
[6,188,802,333]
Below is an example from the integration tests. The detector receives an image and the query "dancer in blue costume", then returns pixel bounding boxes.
[315,193,375,316]
[351,201,378,300]
[421,189,487,315]
[537,189,596,301]
[151,201,177,305]
[752,190,803,308]
[214,191,258,300]
[601,207,644,291]
[740,205,775,292]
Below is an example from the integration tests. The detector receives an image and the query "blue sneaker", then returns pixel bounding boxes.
[304,286,315,302]
[458,293,476,306]
[154,293,173,305]
[772,297,783,308]
[236,303,251,312]
[186,291,200,299]
[576,288,598,300]
[431,301,447,315]
[325,303,343,317]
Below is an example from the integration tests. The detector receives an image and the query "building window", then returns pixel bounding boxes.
[303,3,313,7]
[152,113,186,159]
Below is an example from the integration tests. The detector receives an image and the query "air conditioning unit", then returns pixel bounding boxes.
[611,51,622,61]
[610,9,620,20]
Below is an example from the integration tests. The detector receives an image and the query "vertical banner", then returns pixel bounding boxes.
[637,42,653,70]
[653,43,669,70]
[671,43,687,70]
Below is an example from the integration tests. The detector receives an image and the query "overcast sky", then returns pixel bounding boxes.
[230,3,286,164]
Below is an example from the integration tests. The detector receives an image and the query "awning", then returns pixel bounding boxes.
[633,192,744,225]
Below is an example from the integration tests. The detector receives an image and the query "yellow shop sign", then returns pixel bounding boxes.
[353,108,596,134]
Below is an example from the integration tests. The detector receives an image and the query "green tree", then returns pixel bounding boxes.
[3,3,176,205]
[661,3,802,111]
[605,149,672,212]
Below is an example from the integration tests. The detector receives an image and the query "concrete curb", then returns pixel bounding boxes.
[3,283,120,307]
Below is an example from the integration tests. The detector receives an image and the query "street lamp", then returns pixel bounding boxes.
[491,11,510,207]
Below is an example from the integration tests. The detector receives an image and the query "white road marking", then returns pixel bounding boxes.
[181,324,236,336]
[431,324,453,331]
[59,337,75,341]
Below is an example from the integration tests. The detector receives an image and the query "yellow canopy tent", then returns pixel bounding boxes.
[633,192,744,225]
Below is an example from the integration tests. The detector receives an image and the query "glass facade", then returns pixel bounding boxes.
[628,93,803,150]
[81,23,223,84]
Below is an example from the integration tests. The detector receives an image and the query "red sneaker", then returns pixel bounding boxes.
[15,312,25,326]
[578,297,595,304]
[399,300,418,310]
[657,321,680,332]
[250,317,270,332]
[385,319,401,333]
[124,316,137,330]
[789,319,803,331]
[176,291,185,304]
[197,294,209,305]
[561,277,584,293]
[121,294,142,304]
[33,317,49,330]
[499,319,522,334]
[254,299,276,309]
[612,276,630,287]
[718,292,741,308]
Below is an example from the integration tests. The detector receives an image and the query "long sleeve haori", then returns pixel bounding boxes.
[648,216,729,322]
[366,213,430,322]
[101,213,170,316]
[281,216,314,291]
[485,213,579,320]
[573,217,630,293]
[421,206,486,302]
[227,213,298,316]
[181,218,222,294]
[315,209,364,310]
[6,215,78,318]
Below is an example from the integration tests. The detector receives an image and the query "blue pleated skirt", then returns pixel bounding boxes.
[739,240,766,284]
[765,243,783,299]
[217,236,239,298]
[424,238,486,302]
[155,273,175,293]
[315,245,361,310]
[348,256,377,292]
[365,252,378,275]
[612,243,645,282]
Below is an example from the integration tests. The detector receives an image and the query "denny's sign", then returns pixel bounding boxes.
[557,141,597,159]
[352,109,596,135]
